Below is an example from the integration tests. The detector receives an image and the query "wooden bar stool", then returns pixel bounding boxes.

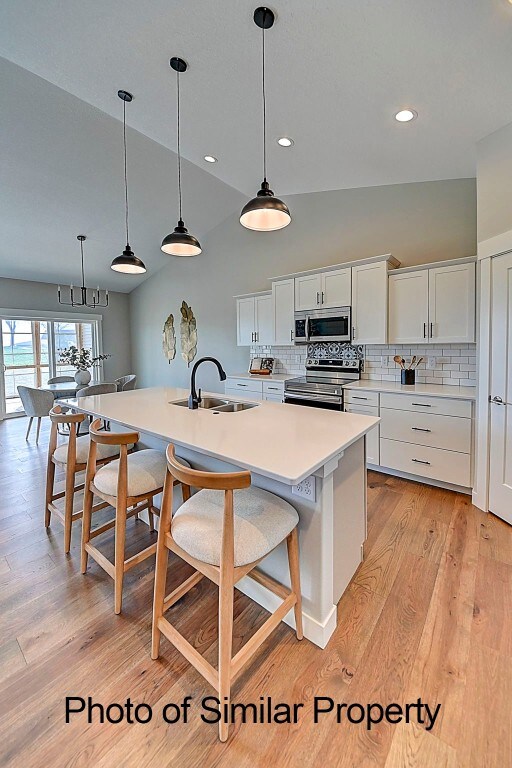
[45,406,121,553]
[152,444,303,742]
[81,420,191,614]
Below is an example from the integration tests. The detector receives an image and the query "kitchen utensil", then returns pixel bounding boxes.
[393,355,404,369]
[409,355,417,370]
[414,357,423,369]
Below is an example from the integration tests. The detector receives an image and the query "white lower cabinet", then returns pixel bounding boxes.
[344,386,474,489]
[225,378,285,403]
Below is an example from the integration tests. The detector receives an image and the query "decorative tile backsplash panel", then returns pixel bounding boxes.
[250,342,477,386]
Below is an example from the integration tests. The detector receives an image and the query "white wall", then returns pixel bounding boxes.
[477,120,512,242]
[129,178,476,394]
[0,276,132,381]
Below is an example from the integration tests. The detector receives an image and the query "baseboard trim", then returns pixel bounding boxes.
[236,575,337,649]
[368,464,472,496]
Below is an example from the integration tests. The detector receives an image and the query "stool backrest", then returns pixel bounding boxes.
[17,386,54,417]
[115,374,137,391]
[47,376,75,384]
[76,383,118,398]
[48,406,86,468]
[89,418,138,446]
[166,444,250,491]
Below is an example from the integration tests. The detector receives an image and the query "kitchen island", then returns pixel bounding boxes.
[70,386,379,648]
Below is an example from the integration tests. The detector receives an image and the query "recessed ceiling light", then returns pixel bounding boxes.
[395,109,418,123]
[277,137,294,147]
[204,155,217,163]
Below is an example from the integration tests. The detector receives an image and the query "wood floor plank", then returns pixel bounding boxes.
[472,554,512,657]
[384,722,458,768]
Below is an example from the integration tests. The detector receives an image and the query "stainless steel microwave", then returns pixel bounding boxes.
[294,306,351,344]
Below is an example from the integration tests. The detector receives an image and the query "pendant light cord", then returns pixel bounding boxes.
[123,99,129,244]
[176,70,183,222]
[262,16,267,182]
[80,238,85,288]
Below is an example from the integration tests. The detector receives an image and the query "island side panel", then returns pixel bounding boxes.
[332,436,367,603]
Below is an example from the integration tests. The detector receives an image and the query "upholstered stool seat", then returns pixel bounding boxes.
[94,450,191,498]
[53,435,122,465]
[173,487,299,567]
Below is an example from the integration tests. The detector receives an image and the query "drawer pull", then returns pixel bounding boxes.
[412,458,431,465]
[352,396,368,400]
[411,403,432,407]
[267,387,279,391]
[237,383,248,387]
[411,427,432,432]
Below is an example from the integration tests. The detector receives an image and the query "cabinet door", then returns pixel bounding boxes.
[388,270,429,344]
[254,293,273,345]
[295,274,322,311]
[351,261,388,344]
[321,268,352,308]
[345,403,380,465]
[236,297,255,346]
[272,279,295,345]
[428,263,476,343]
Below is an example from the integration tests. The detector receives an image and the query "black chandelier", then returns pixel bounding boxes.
[58,235,109,308]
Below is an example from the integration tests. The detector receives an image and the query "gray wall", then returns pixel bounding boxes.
[129,178,476,394]
[477,120,512,243]
[0,276,131,381]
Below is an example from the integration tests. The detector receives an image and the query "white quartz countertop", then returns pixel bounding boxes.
[226,372,296,382]
[343,380,476,400]
[71,387,378,485]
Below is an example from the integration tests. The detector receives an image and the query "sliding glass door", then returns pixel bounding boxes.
[0,314,101,418]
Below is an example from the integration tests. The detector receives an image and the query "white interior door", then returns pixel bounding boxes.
[489,251,512,524]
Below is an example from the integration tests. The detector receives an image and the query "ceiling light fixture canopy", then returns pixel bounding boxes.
[240,7,291,232]
[161,58,202,257]
[58,235,109,308]
[277,137,294,147]
[395,108,417,123]
[111,90,146,274]
[204,155,217,163]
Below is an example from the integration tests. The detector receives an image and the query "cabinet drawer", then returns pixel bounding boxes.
[344,404,380,465]
[263,394,283,403]
[225,388,261,402]
[380,438,471,487]
[380,408,472,454]
[344,389,380,407]
[263,381,285,396]
[344,404,379,418]
[380,392,472,418]
[225,378,263,394]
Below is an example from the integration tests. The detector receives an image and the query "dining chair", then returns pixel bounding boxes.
[46,406,122,553]
[17,386,54,442]
[115,374,137,391]
[47,376,75,384]
[76,383,118,398]
[81,420,191,614]
[151,444,303,742]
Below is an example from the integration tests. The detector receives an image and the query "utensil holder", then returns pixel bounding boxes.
[401,369,415,385]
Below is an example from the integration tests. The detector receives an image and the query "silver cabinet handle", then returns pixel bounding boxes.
[316,291,320,305]
[412,427,432,432]
[321,291,325,304]
[290,329,294,341]
[352,396,368,400]
[352,326,356,339]
[255,331,258,342]
[412,458,431,465]
[267,386,280,391]
[412,403,431,407]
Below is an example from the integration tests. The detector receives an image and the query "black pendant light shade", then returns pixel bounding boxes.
[240,7,291,232]
[111,244,146,274]
[161,58,202,256]
[111,90,146,274]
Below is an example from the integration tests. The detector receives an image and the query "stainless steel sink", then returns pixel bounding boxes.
[212,401,259,413]
[170,396,228,409]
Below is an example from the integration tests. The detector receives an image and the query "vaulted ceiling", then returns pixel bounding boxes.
[1,0,512,290]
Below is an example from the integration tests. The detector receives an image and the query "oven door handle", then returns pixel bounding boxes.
[285,391,343,404]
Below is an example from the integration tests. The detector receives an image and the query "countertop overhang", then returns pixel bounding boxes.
[70,386,379,485]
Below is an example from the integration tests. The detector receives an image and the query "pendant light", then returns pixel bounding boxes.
[240,7,291,232]
[58,236,109,308]
[111,90,146,274]
[161,58,202,256]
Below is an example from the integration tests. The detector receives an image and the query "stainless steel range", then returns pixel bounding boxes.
[284,358,361,410]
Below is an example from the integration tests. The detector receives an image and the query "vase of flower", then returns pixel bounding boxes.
[58,346,111,386]
[74,369,92,386]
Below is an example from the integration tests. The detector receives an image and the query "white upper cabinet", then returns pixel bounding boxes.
[294,268,352,311]
[388,261,476,345]
[295,273,322,311]
[236,297,256,346]
[388,270,429,344]
[351,261,388,344]
[254,293,273,345]
[428,262,475,343]
[272,278,295,345]
[236,293,273,346]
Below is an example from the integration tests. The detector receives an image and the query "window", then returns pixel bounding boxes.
[0,314,102,416]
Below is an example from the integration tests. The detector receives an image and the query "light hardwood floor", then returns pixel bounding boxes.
[0,415,511,767]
